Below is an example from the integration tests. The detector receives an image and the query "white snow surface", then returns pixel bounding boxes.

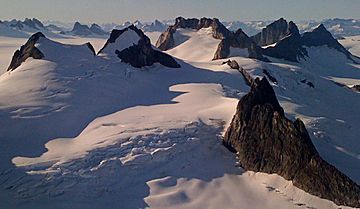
[0,30,360,209]
[166,27,221,62]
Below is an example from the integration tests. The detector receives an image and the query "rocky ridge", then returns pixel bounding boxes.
[156,17,268,61]
[100,25,180,68]
[223,77,360,208]
[7,32,45,71]
[251,18,296,46]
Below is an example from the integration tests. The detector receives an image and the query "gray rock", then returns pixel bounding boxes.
[251,18,293,46]
[263,22,357,63]
[302,24,357,63]
[89,24,108,36]
[71,22,92,36]
[101,25,180,68]
[214,28,268,61]
[223,77,360,208]
[7,32,45,71]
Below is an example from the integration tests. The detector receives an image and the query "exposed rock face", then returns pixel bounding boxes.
[222,59,240,70]
[262,21,308,62]
[214,28,268,61]
[89,24,108,36]
[302,24,357,63]
[7,32,45,71]
[252,18,294,46]
[70,22,108,36]
[222,60,253,86]
[223,77,360,208]
[101,25,180,68]
[156,17,230,51]
[263,22,357,63]
[156,17,268,62]
[71,22,92,36]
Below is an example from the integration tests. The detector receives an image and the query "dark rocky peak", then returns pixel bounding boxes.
[7,32,45,71]
[302,24,357,63]
[100,25,180,68]
[31,18,45,29]
[223,77,360,208]
[89,23,108,36]
[23,18,45,29]
[173,17,229,36]
[251,18,300,46]
[288,21,300,36]
[71,22,92,36]
[214,28,269,61]
[133,20,143,28]
[263,31,306,62]
[302,24,338,47]
[261,20,306,62]
[239,77,284,117]
[156,17,231,51]
[10,21,24,30]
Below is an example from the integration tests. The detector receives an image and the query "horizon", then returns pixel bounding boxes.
[0,0,360,24]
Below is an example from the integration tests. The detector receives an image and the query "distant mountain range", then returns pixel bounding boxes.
[1,18,359,39]
[223,18,360,37]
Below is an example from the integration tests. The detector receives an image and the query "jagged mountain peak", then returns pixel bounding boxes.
[224,77,360,208]
[156,17,267,61]
[251,17,299,46]
[99,25,180,68]
[70,22,108,36]
[262,19,357,63]
[7,32,45,71]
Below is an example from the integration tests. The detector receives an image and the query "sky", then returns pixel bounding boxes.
[0,0,359,24]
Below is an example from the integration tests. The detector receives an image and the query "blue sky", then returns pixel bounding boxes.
[0,0,359,23]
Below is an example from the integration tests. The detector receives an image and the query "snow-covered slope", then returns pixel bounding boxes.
[0,22,360,209]
[166,27,221,62]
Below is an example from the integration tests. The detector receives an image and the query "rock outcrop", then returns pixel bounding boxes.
[7,32,96,71]
[71,22,92,36]
[156,17,230,51]
[251,18,295,46]
[263,22,357,63]
[101,25,180,68]
[262,21,307,62]
[302,24,357,63]
[7,32,45,71]
[70,22,108,37]
[156,17,268,61]
[89,24,108,36]
[223,77,360,208]
[214,28,268,61]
